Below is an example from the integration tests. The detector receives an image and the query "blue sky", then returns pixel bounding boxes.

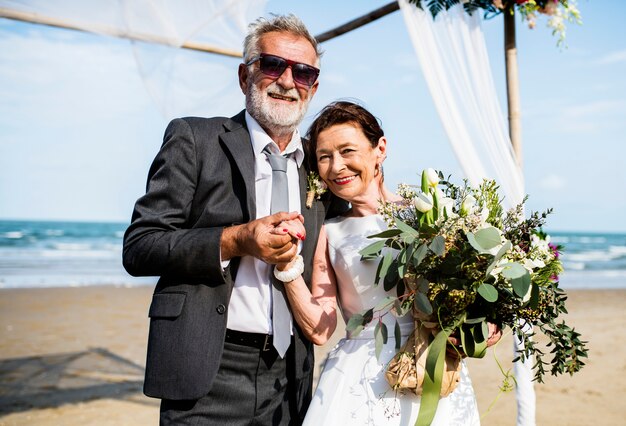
[1,0,625,232]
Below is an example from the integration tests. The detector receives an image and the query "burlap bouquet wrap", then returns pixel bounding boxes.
[385,319,461,397]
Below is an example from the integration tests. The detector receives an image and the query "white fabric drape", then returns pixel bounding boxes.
[0,0,266,118]
[399,2,535,425]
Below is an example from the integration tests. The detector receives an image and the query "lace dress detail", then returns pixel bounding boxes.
[302,215,480,426]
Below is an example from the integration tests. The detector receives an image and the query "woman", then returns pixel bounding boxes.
[275,101,483,425]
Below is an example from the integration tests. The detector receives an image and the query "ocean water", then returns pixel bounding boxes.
[0,220,625,289]
[0,220,155,288]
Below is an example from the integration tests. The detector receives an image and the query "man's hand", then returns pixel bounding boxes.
[221,212,305,264]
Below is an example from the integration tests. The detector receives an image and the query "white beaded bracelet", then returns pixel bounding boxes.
[273,255,304,282]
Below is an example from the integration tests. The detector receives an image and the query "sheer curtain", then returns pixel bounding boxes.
[398,1,535,425]
[0,0,266,118]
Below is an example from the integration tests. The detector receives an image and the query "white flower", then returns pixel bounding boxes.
[531,234,551,254]
[478,207,490,224]
[425,168,439,187]
[414,192,434,213]
[438,196,455,219]
[460,195,477,216]
[524,258,546,270]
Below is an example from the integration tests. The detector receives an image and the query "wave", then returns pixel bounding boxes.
[2,231,24,239]
[1,220,625,290]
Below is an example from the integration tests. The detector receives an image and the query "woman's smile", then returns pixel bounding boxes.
[334,175,357,185]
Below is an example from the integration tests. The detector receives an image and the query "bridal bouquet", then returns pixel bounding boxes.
[349,169,588,426]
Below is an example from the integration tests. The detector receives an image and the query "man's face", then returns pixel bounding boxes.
[239,31,319,136]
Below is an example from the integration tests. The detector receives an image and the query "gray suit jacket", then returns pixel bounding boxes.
[123,111,343,414]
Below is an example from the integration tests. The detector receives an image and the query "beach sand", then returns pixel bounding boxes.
[0,286,624,425]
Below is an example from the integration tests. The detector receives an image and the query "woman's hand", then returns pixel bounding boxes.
[446,322,502,358]
[486,322,503,347]
[270,217,306,271]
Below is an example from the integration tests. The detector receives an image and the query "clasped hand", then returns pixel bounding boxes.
[237,212,306,265]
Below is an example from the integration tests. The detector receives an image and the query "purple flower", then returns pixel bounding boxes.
[549,243,560,259]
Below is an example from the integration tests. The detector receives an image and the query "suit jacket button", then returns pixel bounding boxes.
[216,304,226,315]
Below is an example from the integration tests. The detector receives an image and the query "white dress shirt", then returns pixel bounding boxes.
[226,111,303,334]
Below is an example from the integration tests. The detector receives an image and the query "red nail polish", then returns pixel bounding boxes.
[283,228,288,232]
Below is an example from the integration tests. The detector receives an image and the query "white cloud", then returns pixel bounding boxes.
[539,174,566,191]
[561,99,626,118]
[596,49,626,65]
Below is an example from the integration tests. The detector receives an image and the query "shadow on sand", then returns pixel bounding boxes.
[0,347,157,414]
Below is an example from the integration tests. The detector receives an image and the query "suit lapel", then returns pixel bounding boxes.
[221,112,256,220]
[298,160,323,281]
[299,164,314,237]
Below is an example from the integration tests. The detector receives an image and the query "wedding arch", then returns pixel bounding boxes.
[0,1,581,424]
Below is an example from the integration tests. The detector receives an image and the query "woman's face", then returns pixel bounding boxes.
[315,123,386,203]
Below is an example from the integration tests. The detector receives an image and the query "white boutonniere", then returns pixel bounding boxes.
[305,171,327,208]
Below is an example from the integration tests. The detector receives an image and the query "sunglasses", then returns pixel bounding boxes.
[246,53,320,87]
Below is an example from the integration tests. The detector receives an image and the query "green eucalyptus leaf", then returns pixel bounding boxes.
[486,240,512,276]
[346,314,365,337]
[416,277,430,293]
[467,226,502,254]
[374,322,384,360]
[367,229,402,239]
[412,243,429,267]
[494,240,512,260]
[397,248,408,277]
[359,240,385,258]
[395,278,406,299]
[501,262,527,279]
[466,232,482,253]
[383,261,400,291]
[429,235,446,256]
[395,320,402,350]
[377,252,393,285]
[403,235,416,245]
[414,292,433,315]
[477,283,498,302]
[473,226,502,249]
[395,218,419,237]
[511,272,531,299]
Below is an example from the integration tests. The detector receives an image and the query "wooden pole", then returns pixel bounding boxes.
[504,6,523,168]
[315,2,400,43]
[0,7,243,58]
[1,2,401,56]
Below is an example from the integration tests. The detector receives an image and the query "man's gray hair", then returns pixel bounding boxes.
[243,14,322,66]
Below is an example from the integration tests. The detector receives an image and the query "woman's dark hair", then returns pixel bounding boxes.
[305,101,384,172]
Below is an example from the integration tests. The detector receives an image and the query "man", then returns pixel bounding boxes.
[123,14,342,425]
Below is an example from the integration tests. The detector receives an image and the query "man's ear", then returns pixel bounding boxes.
[238,63,249,95]
[308,80,319,99]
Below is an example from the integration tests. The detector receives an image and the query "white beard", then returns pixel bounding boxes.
[246,81,311,136]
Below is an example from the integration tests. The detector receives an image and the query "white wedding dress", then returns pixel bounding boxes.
[303,215,480,426]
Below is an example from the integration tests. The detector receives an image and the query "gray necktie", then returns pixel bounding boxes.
[263,146,292,358]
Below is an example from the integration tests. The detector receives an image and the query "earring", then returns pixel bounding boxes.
[375,163,384,178]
